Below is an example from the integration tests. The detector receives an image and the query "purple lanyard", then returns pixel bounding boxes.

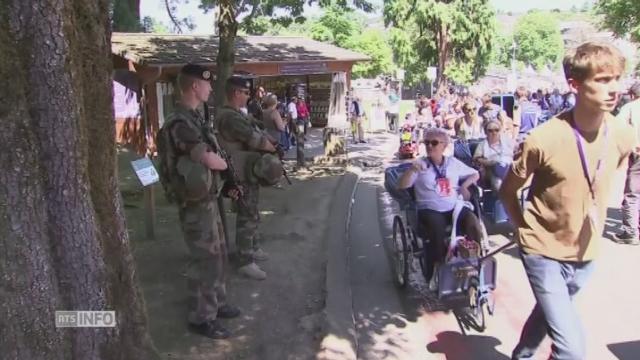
[571,118,608,201]
[428,157,448,179]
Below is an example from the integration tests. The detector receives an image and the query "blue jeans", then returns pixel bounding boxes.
[512,251,595,360]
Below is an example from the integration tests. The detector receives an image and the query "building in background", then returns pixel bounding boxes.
[111,33,369,153]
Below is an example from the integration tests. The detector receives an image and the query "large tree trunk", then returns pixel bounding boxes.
[0,1,159,359]
[436,21,450,90]
[213,0,238,112]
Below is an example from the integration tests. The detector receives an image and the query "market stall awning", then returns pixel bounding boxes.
[112,33,370,66]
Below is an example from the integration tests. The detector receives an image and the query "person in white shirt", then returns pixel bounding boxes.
[397,127,482,282]
[473,120,515,191]
[287,96,298,145]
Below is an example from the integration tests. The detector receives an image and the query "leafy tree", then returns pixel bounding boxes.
[491,32,516,68]
[142,16,170,33]
[308,5,364,47]
[112,0,141,31]
[595,0,640,42]
[513,11,564,70]
[344,29,395,78]
[1,0,159,358]
[384,0,497,87]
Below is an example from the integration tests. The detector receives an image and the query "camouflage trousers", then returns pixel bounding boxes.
[179,200,227,325]
[236,182,260,265]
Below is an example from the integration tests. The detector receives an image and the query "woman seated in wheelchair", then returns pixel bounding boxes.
[397,128,484,280]
[472,120,515,192]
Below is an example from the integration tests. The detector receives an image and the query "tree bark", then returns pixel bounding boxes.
[213,0,239,113]
[0,1,159,359]
[436,21,450,90]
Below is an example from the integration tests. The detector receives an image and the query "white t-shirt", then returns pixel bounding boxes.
[405,156,478,212]
[473,136,515,164]
[287,102,298,120]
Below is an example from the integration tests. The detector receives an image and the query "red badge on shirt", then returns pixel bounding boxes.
[436,178,451,197]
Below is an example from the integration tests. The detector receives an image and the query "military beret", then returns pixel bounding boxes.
[226,76,251,90]
[181,63,212,81]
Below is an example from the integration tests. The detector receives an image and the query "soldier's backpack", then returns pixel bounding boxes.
[155,108,200,203]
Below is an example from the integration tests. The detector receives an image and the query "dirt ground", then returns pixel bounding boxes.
[118,146,348,360]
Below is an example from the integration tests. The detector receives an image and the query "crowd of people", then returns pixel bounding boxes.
[397,41,639,359]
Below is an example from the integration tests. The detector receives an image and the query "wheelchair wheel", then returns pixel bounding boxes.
[392,215,410,288]
[467,278,487,332]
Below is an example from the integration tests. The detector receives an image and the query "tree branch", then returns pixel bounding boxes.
[404,0,418,23]
[164,0,183,33]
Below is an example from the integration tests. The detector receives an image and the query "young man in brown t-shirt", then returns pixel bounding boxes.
[500,42,635,359]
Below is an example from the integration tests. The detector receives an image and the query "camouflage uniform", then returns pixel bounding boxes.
[163,104,228,325]
[217,105,275,265]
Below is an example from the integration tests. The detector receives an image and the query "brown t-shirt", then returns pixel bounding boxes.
[512,112,634,261]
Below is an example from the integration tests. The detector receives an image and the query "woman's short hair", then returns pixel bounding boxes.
[423,127,450,145]
[484,119,502,131]
[263,94,278,107]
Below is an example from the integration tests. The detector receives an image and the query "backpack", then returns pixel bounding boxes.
[155,108,201,203]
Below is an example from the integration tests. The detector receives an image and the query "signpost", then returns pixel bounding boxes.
[427,67,437,98]
[131,157,159,240]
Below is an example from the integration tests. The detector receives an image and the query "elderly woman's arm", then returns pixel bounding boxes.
[397,161,423,189]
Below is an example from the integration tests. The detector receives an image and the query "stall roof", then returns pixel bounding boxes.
[112,33,370,66]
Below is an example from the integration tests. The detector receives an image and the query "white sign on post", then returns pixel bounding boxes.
[427,67,437,81]
[131,158,159,187]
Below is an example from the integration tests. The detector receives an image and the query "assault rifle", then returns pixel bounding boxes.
[202,114,247,208]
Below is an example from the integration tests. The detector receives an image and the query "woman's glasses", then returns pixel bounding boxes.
[486,128,500,133]
[425,140,443,147]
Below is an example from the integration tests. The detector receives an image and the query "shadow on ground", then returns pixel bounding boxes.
[608,340,640,360]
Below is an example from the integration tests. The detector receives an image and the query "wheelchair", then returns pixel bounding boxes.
[384,162,501,331]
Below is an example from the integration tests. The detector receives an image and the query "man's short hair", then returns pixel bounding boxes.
[225,76,251,99]
[563,41,626,82]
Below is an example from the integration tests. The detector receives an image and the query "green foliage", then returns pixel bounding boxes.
[595,0,640,43]
[513,11,564,70]
[384,0,497,86]
[299,6,394,78]
[196,0,372,34]
[344,29,395,78]
[491,32,515,68]
[308,5,364,47]
[141,16,170,33]
[111,0,141,32]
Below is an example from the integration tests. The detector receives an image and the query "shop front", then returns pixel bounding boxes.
[111,33,368,152]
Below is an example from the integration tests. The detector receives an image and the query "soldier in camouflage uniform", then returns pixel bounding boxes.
[217,77,281,280]
[157,64,241,339]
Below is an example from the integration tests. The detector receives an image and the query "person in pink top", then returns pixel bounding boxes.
[296,97,310,137]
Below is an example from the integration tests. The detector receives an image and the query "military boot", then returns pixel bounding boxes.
[238,262,267,280]
[188,320,231,339]
[252,248,269,261]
